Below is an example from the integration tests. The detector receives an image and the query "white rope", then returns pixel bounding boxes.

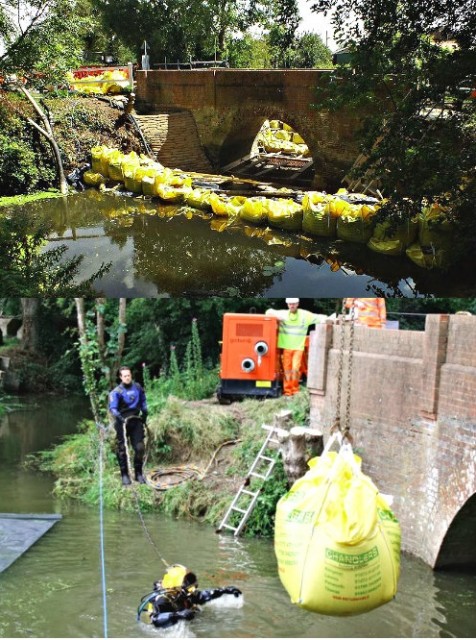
[96,424,109,638]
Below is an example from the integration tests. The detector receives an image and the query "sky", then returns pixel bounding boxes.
[297,0,338,51]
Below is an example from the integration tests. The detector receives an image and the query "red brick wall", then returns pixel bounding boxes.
[135,69,362,190]
[307,315,476,568]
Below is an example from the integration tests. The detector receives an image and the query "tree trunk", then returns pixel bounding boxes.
[75,298,86,339]
[17,84,68,195]
[117,298,127,360]
[20,298,40,352]
[109,298,127,382]
[96,297,106,354]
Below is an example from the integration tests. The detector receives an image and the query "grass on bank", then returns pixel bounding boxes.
[0,189,64,208]
[31,390,311,537]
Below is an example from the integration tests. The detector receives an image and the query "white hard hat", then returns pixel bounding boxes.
[285,298,300,304]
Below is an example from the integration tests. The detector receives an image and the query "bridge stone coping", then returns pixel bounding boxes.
[307,314,476,569]
[135,69,363,191]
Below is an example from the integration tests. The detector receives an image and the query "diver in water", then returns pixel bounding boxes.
[137,564,242,628]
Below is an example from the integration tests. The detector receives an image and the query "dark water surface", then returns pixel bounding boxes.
[1,396,475,638]
[1,191,475,297]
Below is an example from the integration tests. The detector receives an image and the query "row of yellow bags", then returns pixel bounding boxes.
[85,145,454,269]
[67,69,130,95]
[256,120,311,157]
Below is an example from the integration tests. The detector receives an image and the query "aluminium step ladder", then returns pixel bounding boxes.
[216,426,281,537]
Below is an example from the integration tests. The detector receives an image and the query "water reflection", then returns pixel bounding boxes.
[1,190,475,296]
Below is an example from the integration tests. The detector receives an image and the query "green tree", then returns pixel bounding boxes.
[268,0,300,66]
[227,33,273,68]
[309,0,476,255]
[95,0,274,63]
[290,31,333,68]
[0,1,88,82]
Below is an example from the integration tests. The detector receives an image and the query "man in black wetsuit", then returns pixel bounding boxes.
[137,564,242,628]
[108,366,148,485]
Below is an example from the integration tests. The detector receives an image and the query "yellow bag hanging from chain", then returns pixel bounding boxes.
[274,432,401,616]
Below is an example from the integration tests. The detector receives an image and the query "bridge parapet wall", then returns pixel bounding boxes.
[307,314,476,568]
[135,69,362,190]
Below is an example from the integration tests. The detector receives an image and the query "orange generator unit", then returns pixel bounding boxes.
[217,313,282,403]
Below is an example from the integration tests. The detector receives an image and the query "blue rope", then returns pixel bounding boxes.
[97,426,109,638]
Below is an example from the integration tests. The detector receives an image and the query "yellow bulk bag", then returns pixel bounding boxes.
[292,132,305,145]
[99,147,118,178]
[209,192,230,216]
[266,199,303,231]
[107,150,125,181]
[91,145,108,174]
[337,209,375,244]
[226,195,247,217]
[120,152,141,177]
[275,434,401,616]
[302,193,337,238]
[368,219,418,256]
[142,169,163,196]
[83,170,106,187]
[405,243,451,270]
[155,182,191,203]
[123,166,148,193]
[408,202,454,269]
[240,197,268,225]
[184,188,212,210]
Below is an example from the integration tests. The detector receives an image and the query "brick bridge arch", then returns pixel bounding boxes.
[307,313,476,569]
[135,69,362,191]
[0,316,22,339]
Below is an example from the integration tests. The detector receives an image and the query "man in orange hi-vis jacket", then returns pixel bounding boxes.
[344,298,387,328]
[266,299,332,396]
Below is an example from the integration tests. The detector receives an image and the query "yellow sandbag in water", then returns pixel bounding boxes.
[91,145,109,174]
[99,147,118,178]
[407,201,454,269]
[209,192,230,216]
[337,206,375,244]
[368,219,418,256]
[107,150,125,181]
[266,199,303,231]
[123,166,150,193]
[240,197,268,225]
[275,434,401,617]
[156,182,191,203]
[83,170,106,187]
[405,242,451,270]
[302,193,337,238]
[226,195,247,217]
[184,188,213,210]
[121,152,141,176]
[141,168,163,196]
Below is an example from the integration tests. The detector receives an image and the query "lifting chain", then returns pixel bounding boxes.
[332,299,355,444]
[343,301,355,442]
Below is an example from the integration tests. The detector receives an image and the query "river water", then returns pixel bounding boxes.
[1,191,475,297]
[1,396,475,638]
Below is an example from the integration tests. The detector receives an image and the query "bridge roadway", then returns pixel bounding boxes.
[135,69,363,191]
[307,313,476,569]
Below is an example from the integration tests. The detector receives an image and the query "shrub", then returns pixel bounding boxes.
[0,134,40,195]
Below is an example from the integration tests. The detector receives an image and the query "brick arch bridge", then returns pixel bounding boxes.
[135,69,362,190]
[306,313,476,569]
[0,316,22,341]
